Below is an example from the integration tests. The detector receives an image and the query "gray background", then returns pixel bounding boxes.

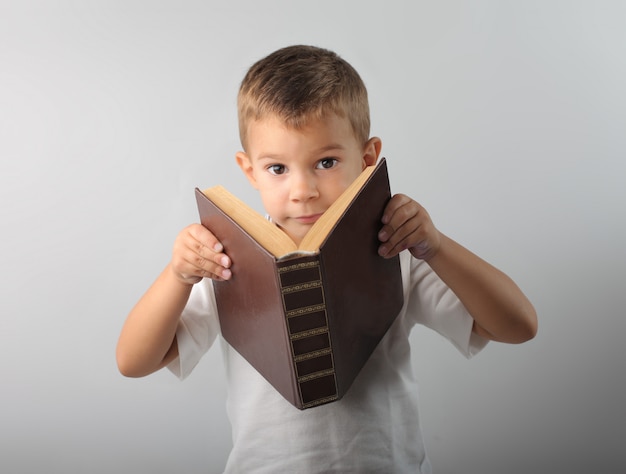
[1,1,624,473]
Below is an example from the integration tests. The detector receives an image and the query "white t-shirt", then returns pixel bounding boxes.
[169,251,488,473]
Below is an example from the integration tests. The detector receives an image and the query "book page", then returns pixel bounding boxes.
[202,186,298,257]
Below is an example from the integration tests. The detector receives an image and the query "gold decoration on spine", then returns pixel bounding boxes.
[290,326,329,340]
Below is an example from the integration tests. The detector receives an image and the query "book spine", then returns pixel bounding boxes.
[277,256,338,409]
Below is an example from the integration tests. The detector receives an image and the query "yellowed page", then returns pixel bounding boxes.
[202,186,298,257]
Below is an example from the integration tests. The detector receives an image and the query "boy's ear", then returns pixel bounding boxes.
[362,137,382,168]
[236,151,258,189]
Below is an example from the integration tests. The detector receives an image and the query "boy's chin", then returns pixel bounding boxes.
[277,223,309,246]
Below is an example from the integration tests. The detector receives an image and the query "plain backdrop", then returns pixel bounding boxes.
[1,1,624,473]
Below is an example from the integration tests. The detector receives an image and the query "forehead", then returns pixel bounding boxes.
[246,113,356,141]
[245,113,360,154]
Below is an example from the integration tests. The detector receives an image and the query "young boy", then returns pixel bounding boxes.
[117,45,537,473]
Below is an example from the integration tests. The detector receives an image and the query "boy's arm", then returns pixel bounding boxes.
[423,233,537,343]
[116,224,231,377]
[378,194,537,344]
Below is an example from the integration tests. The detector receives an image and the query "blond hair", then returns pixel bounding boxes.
[237,45,370,150]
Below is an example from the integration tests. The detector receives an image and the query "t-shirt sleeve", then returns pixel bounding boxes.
[167,278,220,379]
[401,252,488,358]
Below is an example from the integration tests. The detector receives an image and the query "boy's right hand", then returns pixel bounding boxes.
[171,223,232,284]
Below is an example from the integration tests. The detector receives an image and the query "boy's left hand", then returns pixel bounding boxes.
[378,194,442,261]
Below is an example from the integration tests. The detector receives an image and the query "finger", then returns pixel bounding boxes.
[178,245,231,281]
[381,193,413,226]
[188,231,231,270]
[378,215,423,258]
[191,246,232,281]
[378,198,421,243]
[186,224,233,270]
[183,251,231,281]
[379,199,432,257]
[173,225,232,281]
[188,224,226,255]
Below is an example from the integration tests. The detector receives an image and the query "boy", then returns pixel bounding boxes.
[117,45,537,473]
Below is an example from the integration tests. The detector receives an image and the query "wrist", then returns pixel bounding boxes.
[410,231,444,262]
[168,263,201,287]
[425,232,445,261]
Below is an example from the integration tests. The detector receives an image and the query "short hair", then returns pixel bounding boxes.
[237,45,370,150]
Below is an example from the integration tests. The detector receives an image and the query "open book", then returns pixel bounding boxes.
[195,158,403,409]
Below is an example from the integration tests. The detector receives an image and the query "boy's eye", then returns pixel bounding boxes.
[267,164,286,175]
[317,158,338,169]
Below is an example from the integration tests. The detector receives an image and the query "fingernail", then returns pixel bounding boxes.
[221,256,230,267]
[213,242,223,252]
[378,230,387,241]
[378,245,388,257]
[222,269,231,280]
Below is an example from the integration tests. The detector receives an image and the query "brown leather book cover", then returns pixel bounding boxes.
[195,158,403,409]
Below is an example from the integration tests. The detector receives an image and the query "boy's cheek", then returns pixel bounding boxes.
[258,192,283,216]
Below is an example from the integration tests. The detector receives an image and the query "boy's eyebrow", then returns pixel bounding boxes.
[256,144,346,161]
[314,143,346,154]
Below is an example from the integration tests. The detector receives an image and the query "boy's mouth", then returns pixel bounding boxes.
[294,213,323,225]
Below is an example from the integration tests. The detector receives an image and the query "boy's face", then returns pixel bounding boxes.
[236,114,381,245]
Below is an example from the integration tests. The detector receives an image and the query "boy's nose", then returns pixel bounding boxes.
[290,172,319,202]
